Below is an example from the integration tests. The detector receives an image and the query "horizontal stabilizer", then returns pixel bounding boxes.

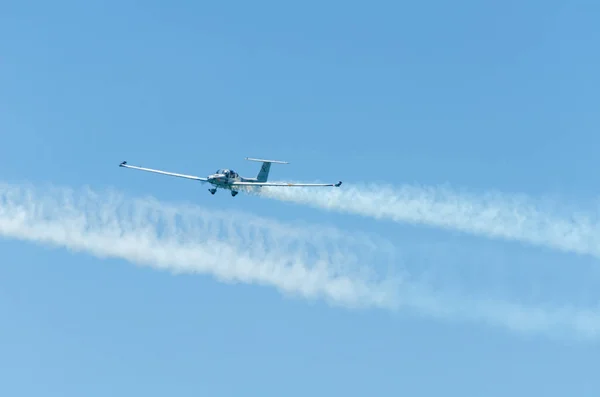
[245,157,289,164]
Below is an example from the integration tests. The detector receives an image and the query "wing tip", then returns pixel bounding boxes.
[119,161,127,167]
[335,181,342,187]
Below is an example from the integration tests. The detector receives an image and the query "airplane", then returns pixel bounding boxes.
[118,157,342,197]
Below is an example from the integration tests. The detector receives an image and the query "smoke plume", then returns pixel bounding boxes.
[1,181,600,340]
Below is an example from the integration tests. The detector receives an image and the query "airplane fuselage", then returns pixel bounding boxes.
[206,171,258,196]
[206,174,254,188]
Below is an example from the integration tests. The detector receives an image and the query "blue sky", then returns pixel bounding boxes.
[2,0,600,395]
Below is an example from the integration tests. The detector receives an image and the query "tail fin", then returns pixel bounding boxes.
[256,162,272,182]
[245,157,288,182]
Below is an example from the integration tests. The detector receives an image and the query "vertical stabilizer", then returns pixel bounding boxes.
[245,157,289,182]
[256,161,271,182]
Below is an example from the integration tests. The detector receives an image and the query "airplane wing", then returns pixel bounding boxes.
[231,181,342,187]
[118,161,208,182]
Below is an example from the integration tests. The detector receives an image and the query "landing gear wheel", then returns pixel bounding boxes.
[209,188,217,195]
[231,191,238,197]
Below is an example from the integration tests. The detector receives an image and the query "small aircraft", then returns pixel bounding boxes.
[119,157,342,197]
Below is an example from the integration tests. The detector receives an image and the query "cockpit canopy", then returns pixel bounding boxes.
[215,169,238,178]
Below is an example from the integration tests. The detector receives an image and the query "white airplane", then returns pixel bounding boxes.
[119,157,342,197]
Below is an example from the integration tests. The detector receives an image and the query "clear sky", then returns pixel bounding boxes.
[2,0,600,396]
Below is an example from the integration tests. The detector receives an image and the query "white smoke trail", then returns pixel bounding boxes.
[0,182,398,309]
[1,181,600,340]
[258,183,600,259]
